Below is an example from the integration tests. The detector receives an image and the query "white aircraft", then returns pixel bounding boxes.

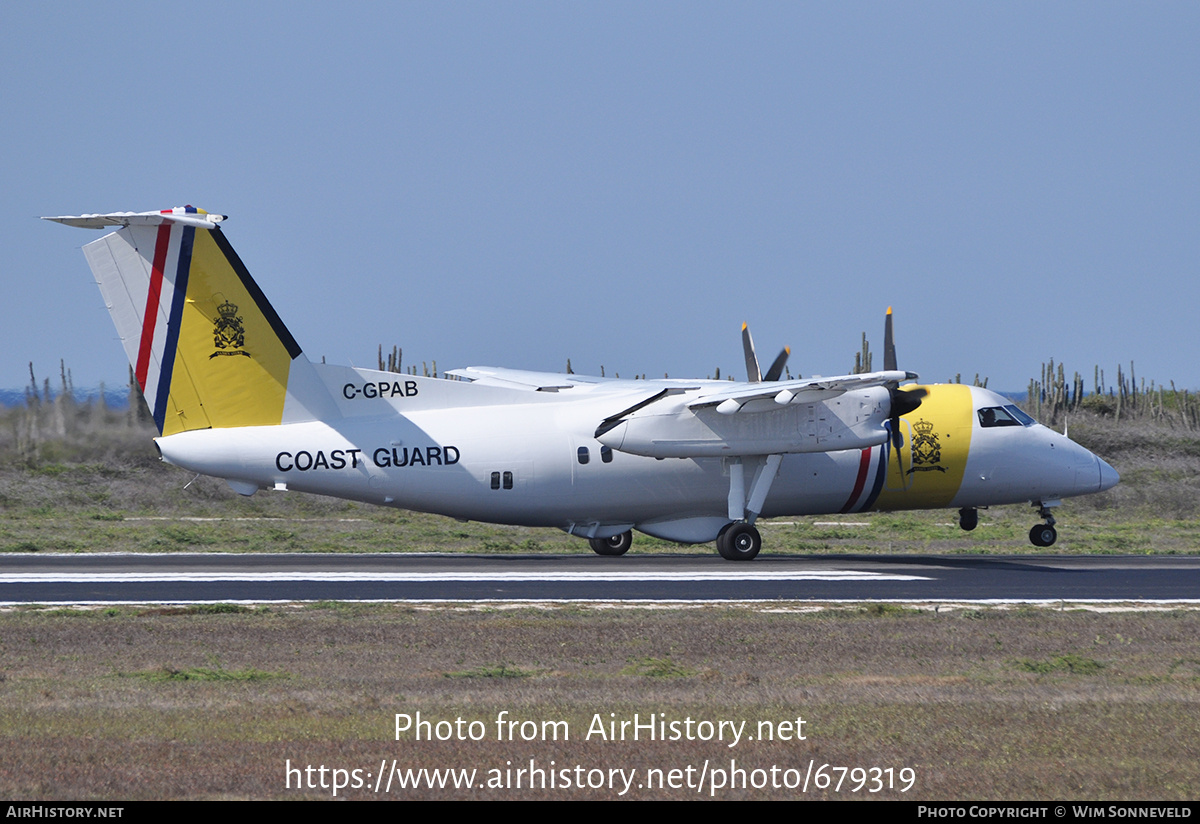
[47,207,1118,560]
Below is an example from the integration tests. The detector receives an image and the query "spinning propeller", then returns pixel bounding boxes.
[882,306,927,458]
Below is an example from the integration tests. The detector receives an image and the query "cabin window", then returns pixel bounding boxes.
[502,471,513,490]
[600,445,613,463]
[577,446,590,465]
[490,471,501,490]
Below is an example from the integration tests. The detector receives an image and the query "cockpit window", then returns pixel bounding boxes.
[1004,404,1036,426]
[978,406,1023,427]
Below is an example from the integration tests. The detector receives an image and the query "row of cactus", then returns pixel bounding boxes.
[8,347,1198,465]
[377,344,438,378]
[377,343,703,382]
[1026,358,1199,429]
[374,345,1199,431]
[12,361,141,461]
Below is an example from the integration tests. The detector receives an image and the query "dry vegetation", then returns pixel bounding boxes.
[1,604,1198,800]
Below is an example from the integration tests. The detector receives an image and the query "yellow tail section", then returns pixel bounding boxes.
[65,208,307,435]
[162,227,299,434]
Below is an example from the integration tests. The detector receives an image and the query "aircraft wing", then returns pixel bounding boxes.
[688,370,916,414]
[446,366,608,392]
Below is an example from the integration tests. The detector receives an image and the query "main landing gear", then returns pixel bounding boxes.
[1028,501,1058,547]
[716,522,762,561]
[589,531,632,556]
[713,454,782,561]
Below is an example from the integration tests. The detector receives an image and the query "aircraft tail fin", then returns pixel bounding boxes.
[46,207,333,435]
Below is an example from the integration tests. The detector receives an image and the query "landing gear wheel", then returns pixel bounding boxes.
[1029,524,1057,547]
[716,523,761,561]
[958,507,978,531]
[589,531,632,556]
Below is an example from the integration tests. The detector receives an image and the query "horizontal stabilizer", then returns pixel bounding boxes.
[43,206,227,231]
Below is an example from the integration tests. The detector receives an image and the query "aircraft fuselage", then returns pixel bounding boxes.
[156,367,1116,544]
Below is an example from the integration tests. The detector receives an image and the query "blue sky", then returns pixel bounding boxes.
[6,3,1198,395]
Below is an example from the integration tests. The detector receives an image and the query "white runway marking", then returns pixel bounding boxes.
[1,570,930,584]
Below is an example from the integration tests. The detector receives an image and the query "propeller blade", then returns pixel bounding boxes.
[741,323,762,382]
[879,307,923,469]
[763,346,790,382]
[890,384,928,418]
[883,306,897,372]
[886,386,927,463]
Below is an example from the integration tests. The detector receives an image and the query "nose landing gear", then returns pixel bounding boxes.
[1029,501,1059,547]
[589,531,633,556]
[958,507,979,531]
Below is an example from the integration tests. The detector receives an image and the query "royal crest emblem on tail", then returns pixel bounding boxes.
[212,300,249,358]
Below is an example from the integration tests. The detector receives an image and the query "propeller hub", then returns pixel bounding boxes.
[890,385,926,418]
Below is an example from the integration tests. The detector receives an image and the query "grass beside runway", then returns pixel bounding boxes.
[2,485,1198,556]
[1,603,1197,800]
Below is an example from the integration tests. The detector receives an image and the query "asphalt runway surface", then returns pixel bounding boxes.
[2,553,1198,604]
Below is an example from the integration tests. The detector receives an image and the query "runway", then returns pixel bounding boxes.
[2,553,1198,604]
